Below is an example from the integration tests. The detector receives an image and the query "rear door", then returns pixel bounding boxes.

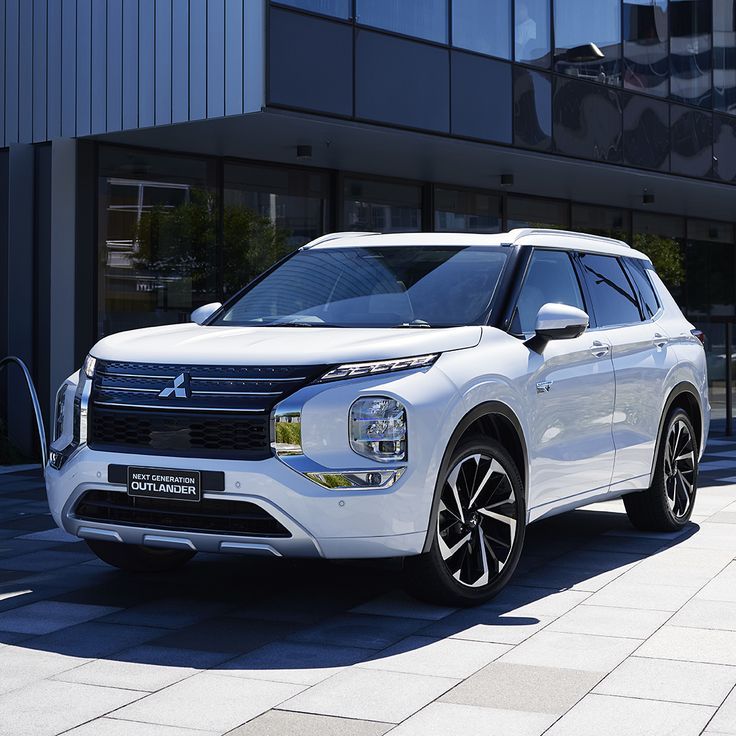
[510,249,616,510]
[577,253,675,492]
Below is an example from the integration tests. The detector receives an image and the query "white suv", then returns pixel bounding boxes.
[46,229,709,605]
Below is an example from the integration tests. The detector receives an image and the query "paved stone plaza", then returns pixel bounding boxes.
[1,434,736,736]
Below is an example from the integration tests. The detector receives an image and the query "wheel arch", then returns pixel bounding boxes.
[421,401,528,554]
[649,381,704,486]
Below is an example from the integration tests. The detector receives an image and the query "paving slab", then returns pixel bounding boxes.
[227,710,391,736]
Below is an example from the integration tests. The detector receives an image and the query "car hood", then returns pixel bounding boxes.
[90,323,483,366]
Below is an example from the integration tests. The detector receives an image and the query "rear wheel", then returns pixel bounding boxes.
[405,436,526,606]
[624,407,698,532]
[86,539,195,572]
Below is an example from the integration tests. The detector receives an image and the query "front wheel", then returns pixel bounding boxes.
[405,436,526,606]
[623,407,698,532]
[86,539,196,572]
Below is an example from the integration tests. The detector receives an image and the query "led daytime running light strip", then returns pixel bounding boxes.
[320,354,439,382]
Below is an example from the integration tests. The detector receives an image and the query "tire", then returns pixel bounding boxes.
[86,539,196,572]
[405,436,526,607]
[623,407,698,532]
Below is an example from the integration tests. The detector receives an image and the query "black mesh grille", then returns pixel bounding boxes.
[89,408,270,459]
[73,490,291,538]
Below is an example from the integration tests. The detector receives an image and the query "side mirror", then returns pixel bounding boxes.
[190,302,222,325]
[525,303,589,354]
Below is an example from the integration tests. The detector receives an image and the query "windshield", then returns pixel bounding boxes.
[215,245,508,328]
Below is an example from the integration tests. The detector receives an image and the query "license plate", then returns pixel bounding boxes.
[127,467,201,502]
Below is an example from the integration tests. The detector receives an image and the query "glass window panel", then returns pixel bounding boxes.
[434,188,502,233]
[452,0,511,59]
[623,93,670,170]
[714,0,736,113]
[572,203,631,240]
[554,0,622,85]
[97,147,219,337]
[511,250,585,334]
[579,253,642,326]
[515,0,551,67]
[670,104,714,177]
[626,257,661,318]
[355,0,448,43]
[223,163,331,299]
[685,221,736,317]
[513,67,552,150]
[451,52,512,142]
[506,196,569,229]
[670,0,712,107]
[623,0,669,97]
[553,78,623,162]
[275,0,351,18]
[343,178,422,233]
[632,211,685,303]
[714,115,736,182]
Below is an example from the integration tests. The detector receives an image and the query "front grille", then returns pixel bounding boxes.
[88,360,326,459]
[73,490,292,538]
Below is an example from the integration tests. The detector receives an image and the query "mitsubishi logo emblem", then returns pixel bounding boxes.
[159,372,191,399]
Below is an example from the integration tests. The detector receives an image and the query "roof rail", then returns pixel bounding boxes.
[301,231,379,249]
[505,228,630,249]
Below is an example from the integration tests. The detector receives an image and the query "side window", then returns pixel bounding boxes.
[625,258,660,320]
[579,254,642,327]
[511,250,585,335]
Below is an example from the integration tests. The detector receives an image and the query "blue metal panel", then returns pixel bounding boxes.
[47,0,63,139]
[91,0,107,133]
[61,0,77,137]
[5,0,18,144]
[76,0,92,136]
[0,0,6,145]
[172,0,189,123]
[207,0,225,118]
[107,0,123,132]
[33,0,47,142]
[155,0,172,125]
[122,0,139,130]
[189,0,206,120]
[225,0,243,116]
[17,0,32,143]
[139,0,155,128]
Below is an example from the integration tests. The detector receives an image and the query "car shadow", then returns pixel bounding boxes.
[0,498,699,678]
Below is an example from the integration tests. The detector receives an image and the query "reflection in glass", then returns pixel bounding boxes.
[97,148,218,337]
[670,0,712,107]
[355,0,447,43]
[506,195,569,230]
[623,0,669,96]
[275,0,351,18]
[434,189,501,233]
[554,0,622,85]
[513,67,552,150]
[632,211,685,302]
[572,204,630,240]
[553,78,623,162]
[223,164,330,298]
[670,105,714,177]
[714,115,736,182]
[344,178,422,232]
[452,0,511,59]
[514,0,551,67]
[714,0,736,113]
[623,93,670,170]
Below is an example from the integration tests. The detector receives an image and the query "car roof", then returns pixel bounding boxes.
[304,229,650,260]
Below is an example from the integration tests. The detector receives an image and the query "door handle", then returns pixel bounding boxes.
[590,341,610,358]
[653,333,668,349]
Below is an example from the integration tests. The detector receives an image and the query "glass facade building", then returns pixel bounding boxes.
[1,0,736,453]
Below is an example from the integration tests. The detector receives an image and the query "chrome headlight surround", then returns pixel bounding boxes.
[272,407,303,457]
[349,396,407,463]
[318,354,438,383]
[53,383,69,443]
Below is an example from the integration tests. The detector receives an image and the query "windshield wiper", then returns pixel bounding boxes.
[266,321,342,327]
[393,320,432,328]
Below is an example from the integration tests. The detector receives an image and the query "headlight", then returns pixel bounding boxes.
[350,396,407,462]
[53,384,68,442]
[319,354,438,382]
[83,354,96,378]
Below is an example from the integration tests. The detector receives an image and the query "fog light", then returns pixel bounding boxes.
[350,396,407,462]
